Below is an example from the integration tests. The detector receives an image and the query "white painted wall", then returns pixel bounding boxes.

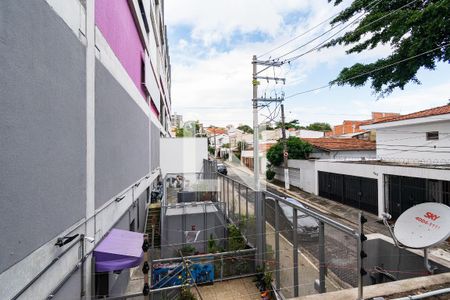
[289,160,317,194]
[375,121,450,161]
[309,150,376,160]
[160,138,208,175]
[294,129,325,138]
[274,158,450,218]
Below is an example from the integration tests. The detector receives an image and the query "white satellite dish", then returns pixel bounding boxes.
[393,202,450,249]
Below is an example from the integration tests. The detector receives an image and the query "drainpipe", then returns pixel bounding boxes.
[80,234,85,298]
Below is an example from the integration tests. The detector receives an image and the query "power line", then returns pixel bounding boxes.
[281,0,419,64]
[257,12,341,58]
[285,42,450,100]
[275,0,380,61]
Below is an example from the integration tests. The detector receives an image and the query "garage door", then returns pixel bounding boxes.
[319,172,378,215]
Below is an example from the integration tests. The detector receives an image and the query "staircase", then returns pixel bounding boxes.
[146,203,161,247]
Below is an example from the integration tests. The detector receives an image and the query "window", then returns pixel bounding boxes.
[138,0,150,33]
[426,131,439,140]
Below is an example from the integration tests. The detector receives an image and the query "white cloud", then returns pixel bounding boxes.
[166,1,450,127]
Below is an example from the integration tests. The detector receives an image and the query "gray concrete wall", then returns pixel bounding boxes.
[137,190,148,232]
[95,60,150,208]
[53,269,82,300]
[0,0,86,273]
[151,123,161,171]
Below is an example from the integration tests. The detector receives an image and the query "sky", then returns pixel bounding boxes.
[165,0,450,128]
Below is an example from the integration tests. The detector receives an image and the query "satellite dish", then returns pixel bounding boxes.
[394,203,450,249]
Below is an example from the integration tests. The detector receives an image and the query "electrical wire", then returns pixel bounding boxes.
[285,42,450,100]
[276,0,381,61]
[280,0,419,64]
[257,12,341,58]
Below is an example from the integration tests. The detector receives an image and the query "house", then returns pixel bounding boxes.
[328,112,400,136]
[291,129,325,138]
[303,138,376,159]
[275,104,450,219]
[241,141,277,173]
[1,1,171,299]
[261,128,283,141]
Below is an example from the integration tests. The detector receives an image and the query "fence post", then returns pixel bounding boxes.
[232,181,235,220]
[293,208,299,297]
[275,199,281,291]
[220,254,224,282]
[318,221,326,293]
[238,183,241,227]
[246,188,249,221]
[357,211,367,300]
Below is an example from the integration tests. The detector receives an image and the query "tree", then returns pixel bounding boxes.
[266,137,313,166]
[275,119,303,130]
[306,122,331,132]
[237,124,254,134]
[235,141,248,159]
[325,0,450,96]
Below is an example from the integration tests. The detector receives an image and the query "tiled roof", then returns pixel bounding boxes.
[206,127,226,135]
[371,104,450,124]
[302,138,376,151]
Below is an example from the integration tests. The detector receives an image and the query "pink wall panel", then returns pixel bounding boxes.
[96,0,146,99]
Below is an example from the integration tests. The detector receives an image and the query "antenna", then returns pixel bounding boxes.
[393,203,450,249]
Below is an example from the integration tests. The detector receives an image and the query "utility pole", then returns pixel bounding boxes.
[280,104,290,189]
[251,55,285,267]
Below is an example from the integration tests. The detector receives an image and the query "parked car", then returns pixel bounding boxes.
[217,163,228,175]
[279,199,319,241]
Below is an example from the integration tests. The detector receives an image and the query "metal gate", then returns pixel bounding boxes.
[318,172,378,215]
[385,175,450,219]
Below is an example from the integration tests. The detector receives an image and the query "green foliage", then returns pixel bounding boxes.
[179,245,196,256]
[179,287,197,300]
[306,122,331,132]
[227,224,246,251]
[266,168,276,181]
[208,146,215,154]
[266,137,313,167]
[177,121,201,137]
[222,143,230,148]
[237,124,253,134]
[207,234,223,253]
[326,0,450,96]
[275,119,303,130]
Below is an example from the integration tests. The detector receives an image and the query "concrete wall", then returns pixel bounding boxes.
[376,121,450,161]
[151,123,161,170]
[290,160,317,194]
[0,0,170,298]
[160,138,208,175]
[95,60,150,208]
[274,160,316,194]
[274,159,450,218]
[0,0,86,273]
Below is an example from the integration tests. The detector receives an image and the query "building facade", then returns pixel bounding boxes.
[0,0,171,298]
[274,105,450,219]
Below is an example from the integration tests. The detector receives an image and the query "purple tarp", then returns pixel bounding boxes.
[93,229,144,272]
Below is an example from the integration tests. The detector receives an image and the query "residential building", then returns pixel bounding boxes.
[261,128,282,141]
[275,104,450,220]
[0,0,171,299]
[290,129,325,138]
[328,112,400,136]
[304,138,376,159]
[171,112,183,128]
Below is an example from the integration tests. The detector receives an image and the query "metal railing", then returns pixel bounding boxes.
[215,169,363,299]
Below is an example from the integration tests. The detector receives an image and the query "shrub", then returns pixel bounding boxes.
[266,169,276,180]
[266,137,313,167]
